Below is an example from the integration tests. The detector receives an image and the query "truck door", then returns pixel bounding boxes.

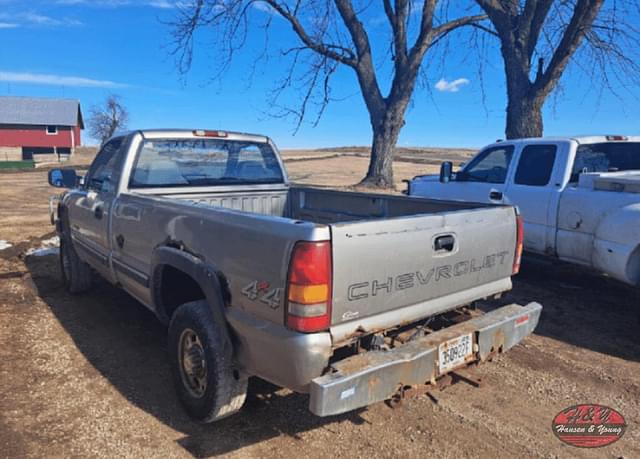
[503,143,563,254]
[446,144,516,204]
[66,137,126,281]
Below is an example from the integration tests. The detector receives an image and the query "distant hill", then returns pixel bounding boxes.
[55,144,476,169]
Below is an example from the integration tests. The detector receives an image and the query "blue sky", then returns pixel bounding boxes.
[0,0,639,148]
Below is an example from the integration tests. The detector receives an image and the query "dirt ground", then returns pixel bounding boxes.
[0,151,638,458]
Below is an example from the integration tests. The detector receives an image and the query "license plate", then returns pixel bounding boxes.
[438,334,473,372]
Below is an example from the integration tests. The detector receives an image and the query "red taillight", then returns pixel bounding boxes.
[513,213,524,274]
[286,241,332,333]
[606,135,628,141]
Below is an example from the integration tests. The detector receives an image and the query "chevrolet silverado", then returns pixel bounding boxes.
[48,129,541,422]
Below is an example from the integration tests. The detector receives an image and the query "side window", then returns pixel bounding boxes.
[85,137,125,193]
[514,145,557,186]
[457,145,515,184]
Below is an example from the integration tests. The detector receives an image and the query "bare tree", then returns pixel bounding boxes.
[88,94,129,145]
[170,1,485,188]
[475,0,640,139]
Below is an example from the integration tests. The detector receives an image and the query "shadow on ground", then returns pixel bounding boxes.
[501,254,640,362]
[25,255,368,458]
[24,252,640,456]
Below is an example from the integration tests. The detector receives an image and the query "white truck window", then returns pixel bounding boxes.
[129,139,284,188]
[456,145,514,184]
[570,142,640,183]
[514,145,557,186]
[85,137,125,193]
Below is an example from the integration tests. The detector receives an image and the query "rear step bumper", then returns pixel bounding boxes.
[309,302,542,416]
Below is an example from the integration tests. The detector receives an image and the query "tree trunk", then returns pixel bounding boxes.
[503,56,544,139]
[505,94,543,139]
[359,103,406,188]
[356,107,400,189]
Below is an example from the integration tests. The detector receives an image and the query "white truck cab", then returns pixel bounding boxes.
[408,136,640,286]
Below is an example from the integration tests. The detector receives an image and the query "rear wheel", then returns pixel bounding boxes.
[59,237,93,293]
[168,300,247,422]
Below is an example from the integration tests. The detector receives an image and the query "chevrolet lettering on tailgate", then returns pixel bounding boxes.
[347,251,510,301]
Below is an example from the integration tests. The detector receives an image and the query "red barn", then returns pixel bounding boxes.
[0,96,84,161]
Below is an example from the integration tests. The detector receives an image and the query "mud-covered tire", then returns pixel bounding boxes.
[168,300,247,422]
[59,237,93,293]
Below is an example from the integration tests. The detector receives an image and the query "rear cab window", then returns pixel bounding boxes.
[129,138,284,188]
[570,142,640,183]
[514,145,557,186]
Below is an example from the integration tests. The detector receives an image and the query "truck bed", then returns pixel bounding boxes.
[131,186,517,339]
[145,186,491,223]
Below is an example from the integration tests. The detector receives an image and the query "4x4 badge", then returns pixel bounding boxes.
[241,281,282,310]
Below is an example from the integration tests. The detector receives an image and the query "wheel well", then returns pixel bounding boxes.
[626,244,640,285]
[159,265,206,320]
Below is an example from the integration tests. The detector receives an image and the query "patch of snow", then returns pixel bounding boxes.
[26,236,60,257]
[0,240,12,250]
[27,247,60,257]
[39,236,60,247]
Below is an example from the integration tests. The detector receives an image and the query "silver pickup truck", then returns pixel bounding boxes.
[48,129,541,422]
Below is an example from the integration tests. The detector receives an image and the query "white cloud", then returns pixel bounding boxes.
[56,0,186,7]
[56,0,131,5]
[0,12,83,27]
[148,0,172,7]
[0,71,128,88]
[23,12,83,26]
[434,77,470,93]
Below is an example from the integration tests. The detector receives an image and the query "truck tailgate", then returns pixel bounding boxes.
[330,205,516,327]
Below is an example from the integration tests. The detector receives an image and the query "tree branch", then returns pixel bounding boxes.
[475,0,511,38]
[263,0,357,67]
[383,0,409,68]
[534,0,604,96]
[469,22,499,37]
[520,0,554,60]
[334,0,386,117]
[431,14,489,40]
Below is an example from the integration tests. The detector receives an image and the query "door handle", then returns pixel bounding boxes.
[94,204,104,220]
[489,191,503,200]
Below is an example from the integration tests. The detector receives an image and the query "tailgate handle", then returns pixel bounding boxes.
[434,235,455,252]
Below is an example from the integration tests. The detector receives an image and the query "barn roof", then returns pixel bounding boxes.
[0,96,84,128]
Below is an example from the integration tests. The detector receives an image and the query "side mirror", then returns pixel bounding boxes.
[48,168,78,188]
[439,161,453,183]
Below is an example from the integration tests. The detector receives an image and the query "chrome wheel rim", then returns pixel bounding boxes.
[178,328,207,398]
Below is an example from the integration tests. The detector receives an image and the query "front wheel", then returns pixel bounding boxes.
[59,237,93,293]
[168,300,247,422]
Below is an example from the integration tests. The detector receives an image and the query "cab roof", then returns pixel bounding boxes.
[493,135,640,145]
[114,129,270,143]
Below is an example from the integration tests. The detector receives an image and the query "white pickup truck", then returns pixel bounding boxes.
[408,136,640,286]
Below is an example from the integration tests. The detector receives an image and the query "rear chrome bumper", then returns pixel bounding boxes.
[309,302,542,416]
